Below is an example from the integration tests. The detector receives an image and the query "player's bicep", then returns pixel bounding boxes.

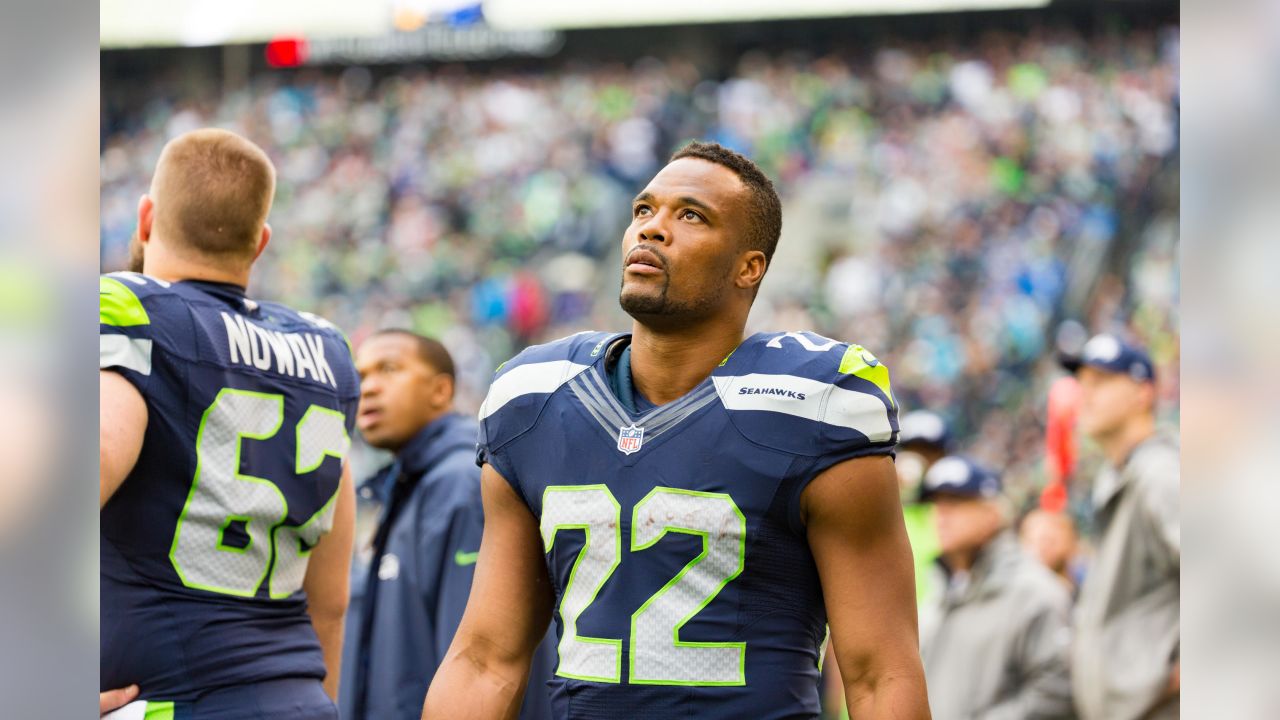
[100,370,148,508]
[803,455,923,689]
[452,464,554,666]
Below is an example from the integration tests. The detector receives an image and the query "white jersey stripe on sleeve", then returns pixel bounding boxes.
[480,360,590,420]
[713,373,893,442]
[825,385,894,443]
[100,334,153,376]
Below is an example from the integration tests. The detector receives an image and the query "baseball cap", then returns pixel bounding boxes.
[919,455,1002,502]
[897,409,951,451]
[1059,333,1156,383]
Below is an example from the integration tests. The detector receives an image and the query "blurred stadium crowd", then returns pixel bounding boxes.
[100,21,1179,505]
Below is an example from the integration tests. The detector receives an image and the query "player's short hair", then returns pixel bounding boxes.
[150,129,276,263]
[372,329,456,396]
[669,141,783,265]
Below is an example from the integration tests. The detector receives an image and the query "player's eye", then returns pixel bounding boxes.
[681,209,704,222]
[633,205,652,218]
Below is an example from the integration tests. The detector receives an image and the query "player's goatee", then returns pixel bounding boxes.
[619,283,718,320]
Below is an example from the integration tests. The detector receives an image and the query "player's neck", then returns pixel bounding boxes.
[629,320,744,406]
[143,244,251,288]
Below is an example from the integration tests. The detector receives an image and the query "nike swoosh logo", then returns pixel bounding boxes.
[861,354,880,367]
[454,550,479,566]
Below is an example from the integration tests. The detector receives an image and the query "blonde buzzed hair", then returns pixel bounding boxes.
[150,129,276,262]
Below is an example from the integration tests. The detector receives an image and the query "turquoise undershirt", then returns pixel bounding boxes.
[605,339,656,415]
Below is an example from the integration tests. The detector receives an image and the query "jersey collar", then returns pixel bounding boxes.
[178,279,248,302]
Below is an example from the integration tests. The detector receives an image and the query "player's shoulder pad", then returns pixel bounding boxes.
[712,331,899,456]
[478,331,615,450]
[257,300,354,356]
[100,272,192,376]
[254,299,359,391]
[99,272,177,329]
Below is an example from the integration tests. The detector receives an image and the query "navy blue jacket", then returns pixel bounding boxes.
[340,412,554,720]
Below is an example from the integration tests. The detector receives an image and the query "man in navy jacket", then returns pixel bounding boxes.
[341,329,553,720]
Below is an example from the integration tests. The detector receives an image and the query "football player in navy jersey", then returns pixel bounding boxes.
[100,129,358,718]
[424,142,929,719]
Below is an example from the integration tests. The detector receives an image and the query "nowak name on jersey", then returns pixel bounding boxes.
[221,312,338,387]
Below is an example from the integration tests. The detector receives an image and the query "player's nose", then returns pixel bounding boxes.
[637,212,670,245]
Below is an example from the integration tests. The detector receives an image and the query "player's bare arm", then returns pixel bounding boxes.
[100,370,147,508]
[805,455,931,720]
[303,463,356,701]
[422,464,555,720]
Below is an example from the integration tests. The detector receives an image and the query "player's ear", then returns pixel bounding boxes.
[734,249,768,291]
[137,194,155,243]
[253,223,272,262]
[431,373,455,409]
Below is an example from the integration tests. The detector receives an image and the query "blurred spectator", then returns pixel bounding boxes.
[1062,334,1179,719]
[1019,508,1080,593]
[918,456,1075,720]
[342,330,552,720]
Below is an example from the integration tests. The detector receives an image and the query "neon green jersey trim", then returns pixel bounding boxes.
[100,276,150,327]
[454,550,479,566]
[143,701,175,719]
[837,344,895,407]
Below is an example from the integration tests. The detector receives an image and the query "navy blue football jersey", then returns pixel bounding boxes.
[477,330,899,720]
[99,272,359,702]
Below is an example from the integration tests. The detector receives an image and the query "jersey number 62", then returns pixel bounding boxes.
[170,388,350,599]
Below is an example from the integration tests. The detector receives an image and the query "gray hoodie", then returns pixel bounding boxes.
[921,531,1076,720]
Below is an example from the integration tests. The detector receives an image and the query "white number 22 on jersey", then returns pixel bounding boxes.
[541,485,746,686]
[170,388,349,598]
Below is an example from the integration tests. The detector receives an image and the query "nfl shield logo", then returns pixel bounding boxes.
[617,424,645,455]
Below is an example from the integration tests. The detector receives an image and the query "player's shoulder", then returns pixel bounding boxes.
[99,272,178,326]
[248,299,360,393]
[100,272,204,385]
[99,272,200,356]
[731,331,894,400]
[487,330,615,395]
[478,331,617,445]
[733,331,873,378]
[497,331,617,375]
[713,330,898,455]
[254,299,352,350]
